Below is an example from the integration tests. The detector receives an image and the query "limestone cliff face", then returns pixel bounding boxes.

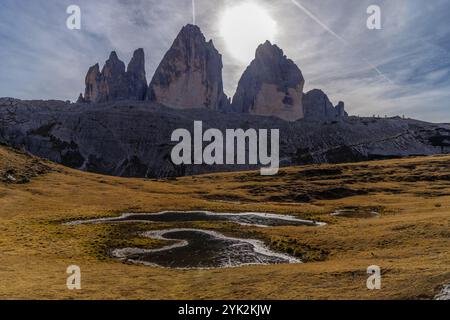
[1,98,447,178]
[232,41,305,122]
[83,64,102,103]
[335,101,348,118]
[98,51,128,102]
[78,32,347,121]
[82,49,147,103]
[303,89,348,121]
[126,48,147,101]
[148,24,229,111]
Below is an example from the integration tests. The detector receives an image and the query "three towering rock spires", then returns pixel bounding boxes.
[81,49,147,104]
[78,24,347,121]
[232,41,305,121]
[148,24,229,111]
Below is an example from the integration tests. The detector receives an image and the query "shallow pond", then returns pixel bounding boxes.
[112,228,301,269]
[69,211,325,227]
[68,211,324,269]
[435,284,450,300]
[331,209,379,218]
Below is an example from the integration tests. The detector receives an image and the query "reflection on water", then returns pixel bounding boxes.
[69,211,325,227]
[435,285,450,300]
[331,209,379,218]
[112,228,301,269]
[67,211,324,269]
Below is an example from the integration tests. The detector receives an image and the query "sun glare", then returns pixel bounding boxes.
[220,2,278,64]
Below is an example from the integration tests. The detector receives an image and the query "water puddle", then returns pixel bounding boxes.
[435,284,450,300]
[112,228,301,269]
[68,211,325,228]
[67,211,324,269]
[331,209,379,219]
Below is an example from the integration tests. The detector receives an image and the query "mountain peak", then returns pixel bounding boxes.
[78,27,344,120]
[303,89,348,121]
[180,24,202,34]
[148,25,228,110]
[127,48,145,73]
[132,48,144,58]
[82,49,147,103]
[255,41,284,59]
[176,24,206,43]
[108,51,120,61]
[127,49,147,101]
[88,63,100,74]
[232,43,305,121]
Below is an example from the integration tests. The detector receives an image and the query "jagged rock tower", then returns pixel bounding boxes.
[303,89,348,121]
[81,49,147,103]
[77,27,347,120]
[126,48,148,101]
[232,41,305,121]
[148,24,229,111]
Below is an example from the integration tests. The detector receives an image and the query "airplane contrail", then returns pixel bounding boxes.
[289,0,394,84]
[290,0,348,45]
[192,0,196,25]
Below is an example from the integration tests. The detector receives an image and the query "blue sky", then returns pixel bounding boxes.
[0,0,449,122]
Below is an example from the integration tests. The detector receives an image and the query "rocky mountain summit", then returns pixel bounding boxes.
[148,24,229,111]
[232,41,305,121]
[77,24,346,121]
[303,89,348,121]
[126,48,148,101]
[231,41,348,122]
[80,49,147,103]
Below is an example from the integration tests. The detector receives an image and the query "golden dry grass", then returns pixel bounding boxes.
[0,145,449,300]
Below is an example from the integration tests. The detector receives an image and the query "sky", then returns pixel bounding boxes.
[0,0,449,122]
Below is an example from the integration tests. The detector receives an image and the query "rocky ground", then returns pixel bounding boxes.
[0,143,53,184]
[1,98,450,179]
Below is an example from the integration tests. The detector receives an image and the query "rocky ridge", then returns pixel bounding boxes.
[0,98,449,178]
[78,24,347,121]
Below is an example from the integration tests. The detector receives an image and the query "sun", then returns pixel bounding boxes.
[220,2,278,64]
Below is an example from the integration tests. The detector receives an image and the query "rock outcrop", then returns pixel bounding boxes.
[126,48,147,101]
[76,93,86,104]
[81,49,147,103]
[303,89,348,121]
[232,41,305,122]
[148,24,229,111]
[83,64,102,103]
[1,98,449,178]
[99,51,129,102]
[335,101,348,118]
[78,27,347,122]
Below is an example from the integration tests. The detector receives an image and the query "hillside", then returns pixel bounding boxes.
[1,98,450,178]
[0,145,449,299]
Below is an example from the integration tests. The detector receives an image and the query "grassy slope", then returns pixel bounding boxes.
[0,145,449,300]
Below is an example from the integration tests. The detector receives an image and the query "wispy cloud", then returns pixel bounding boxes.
[0,0,449,122]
